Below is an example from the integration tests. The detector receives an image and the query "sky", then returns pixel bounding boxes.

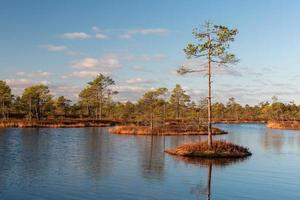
[1,0,300,105]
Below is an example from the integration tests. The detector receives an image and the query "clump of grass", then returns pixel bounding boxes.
[108,126,151,135]
[165,140,252,158]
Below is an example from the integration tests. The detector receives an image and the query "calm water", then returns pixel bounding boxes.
[0,124,300,200]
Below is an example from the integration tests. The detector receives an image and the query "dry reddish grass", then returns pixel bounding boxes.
[109,126,151,135]
[267,120,300,130]
[109,125,227,135]
[165,140,251,158]
[0,119,113,128]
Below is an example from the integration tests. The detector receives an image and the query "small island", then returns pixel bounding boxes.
[165,140,252,158]
[109,124,227,135]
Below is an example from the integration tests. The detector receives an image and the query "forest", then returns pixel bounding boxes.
[0,74,298,125]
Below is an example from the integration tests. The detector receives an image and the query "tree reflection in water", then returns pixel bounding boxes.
[173,157,249,200]
[138,135,166,181]
[83,127,113,181]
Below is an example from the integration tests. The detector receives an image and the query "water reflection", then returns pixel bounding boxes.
[261,128,300,152]
[138,135,166,180]
[1,125,300,200]
[19,129,50,179]
[173,156,249,200]
[83,128,112,181]
[261,129,284,152]
[216,123,300,153]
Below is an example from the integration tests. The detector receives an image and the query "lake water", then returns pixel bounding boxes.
[0,124,300,200]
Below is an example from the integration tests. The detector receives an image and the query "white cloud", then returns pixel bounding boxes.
[5,79,33,87]
[95,33,109,39]
[111,85,149,102]
[64,54,121,80]
[61,27,109,40]
[92,26,109,39]
[113,85,147,93]
[71,55,121,70]
[49,84,82,99]
[92,26,100,32]
[40,44,82,56]
[5,78,51,95]
[120,28,169,39]
[16,71,50,78]
[120,34,132,40]
[125,78,156,84]
[62,70,108,79]
[62,32,91,40]
[40,44,67,52]
[72,58,99,69]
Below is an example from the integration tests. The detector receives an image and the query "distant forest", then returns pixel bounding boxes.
[0,74,298,123]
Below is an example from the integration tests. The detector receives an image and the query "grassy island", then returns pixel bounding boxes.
[108,125,227,136]
[165,140,252,158]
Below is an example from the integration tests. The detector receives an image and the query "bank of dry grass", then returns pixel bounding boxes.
[108,125,226,135]
[0,119,114,128]
[165,140,251,158]
[267,120,300,130]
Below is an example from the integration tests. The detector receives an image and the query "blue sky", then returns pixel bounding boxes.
[1,0,300,104]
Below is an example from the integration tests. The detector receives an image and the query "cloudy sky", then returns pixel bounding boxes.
[1,0,300,105]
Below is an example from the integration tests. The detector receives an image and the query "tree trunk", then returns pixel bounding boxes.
[207,41,213,148]
[35,105,39,120]
[163,103,166,130]
[2,99,5,120]
[99,101,102,120]
[95,107,98,120]
[150,109,154,134]
[198,109,201,129]
[177,102,180,120]
[29,95,32,121]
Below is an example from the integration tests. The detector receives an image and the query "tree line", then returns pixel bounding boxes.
[0,74,298,123]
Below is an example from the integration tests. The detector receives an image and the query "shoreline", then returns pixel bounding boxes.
[0,119,268,129]
[0,119,117,128]
[267,120,300,130]
[213,120,266,124]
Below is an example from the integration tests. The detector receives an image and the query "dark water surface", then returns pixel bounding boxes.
[0,124,300,200]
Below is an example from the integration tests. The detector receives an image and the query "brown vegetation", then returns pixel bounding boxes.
[165,140,251,158]
[267,120,300,130]
[108,125,226,136]
[0,119,115,128]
